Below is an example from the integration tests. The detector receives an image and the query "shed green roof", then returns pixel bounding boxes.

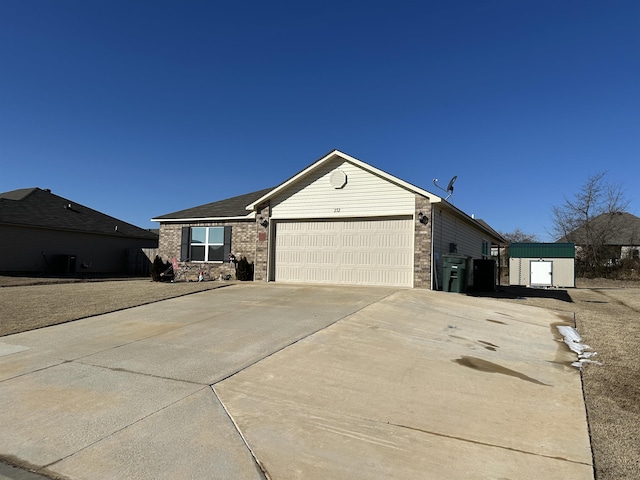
[510,243,575,258]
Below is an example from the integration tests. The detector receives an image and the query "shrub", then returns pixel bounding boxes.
[235,257,254,281]
[151,255,172,282]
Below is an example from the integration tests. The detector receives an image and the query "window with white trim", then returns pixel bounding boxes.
[190,227,226,262]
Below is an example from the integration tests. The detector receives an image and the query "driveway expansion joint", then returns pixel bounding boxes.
[76,361,207,385]
[212,289,400,386]
[210,386,269,480]
[385,420,593,467]
[0,359,69,384]
[40,386,210,471]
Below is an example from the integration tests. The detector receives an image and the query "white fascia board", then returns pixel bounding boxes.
[151,214,255,223]
[438,200,472,220]
[245,149,443,211]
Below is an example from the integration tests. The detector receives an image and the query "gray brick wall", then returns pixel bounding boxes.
[414,195,432,288]
[158,220,256,282]
[158,197,433,287]
[254,204,270,282]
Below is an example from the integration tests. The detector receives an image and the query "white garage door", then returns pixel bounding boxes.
[274,218,414,287]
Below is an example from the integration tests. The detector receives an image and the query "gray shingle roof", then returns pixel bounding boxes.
[474,218,507,244]
[152,187,274,220]
[559,212,640,245]
[0,187,158,240]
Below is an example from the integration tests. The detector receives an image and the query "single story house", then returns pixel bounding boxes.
[559,211,640,264]
[152,150,505,289]
[509,243,576,288]
[0,187,158,275]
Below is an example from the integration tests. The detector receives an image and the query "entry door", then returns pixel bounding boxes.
[530,260,552,286]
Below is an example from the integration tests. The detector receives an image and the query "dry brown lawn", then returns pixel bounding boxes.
[0,276,638,479]
[0,277,231,336]
[494,279,640,480]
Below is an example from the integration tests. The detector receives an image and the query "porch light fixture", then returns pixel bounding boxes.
[418,212,429,225]
[259,217,269,227]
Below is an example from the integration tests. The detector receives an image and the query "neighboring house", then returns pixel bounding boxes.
[152,150,505,289]
[0,188,158,274]
[559,212,640,264]
[509,243,576,288]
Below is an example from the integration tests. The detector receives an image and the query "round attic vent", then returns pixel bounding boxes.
[329,169,347,189]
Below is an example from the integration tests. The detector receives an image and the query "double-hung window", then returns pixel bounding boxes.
[181,226,231,262]
[482,240,490,257]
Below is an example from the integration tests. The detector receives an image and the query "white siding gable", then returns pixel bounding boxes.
[270,159,415,219]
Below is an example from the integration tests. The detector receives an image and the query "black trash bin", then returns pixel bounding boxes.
[473,259,496,292]
[55,254,77,274]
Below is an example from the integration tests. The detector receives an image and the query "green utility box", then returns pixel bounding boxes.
[443,254,469,293]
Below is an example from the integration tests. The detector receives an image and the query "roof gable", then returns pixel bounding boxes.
[0,187,158,239]
[268,156,417,219]
[246,149,443,210]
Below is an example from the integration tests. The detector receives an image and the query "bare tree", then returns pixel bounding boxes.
[497,229,540,283]
[499,228,539,244]
[551,172,629,274]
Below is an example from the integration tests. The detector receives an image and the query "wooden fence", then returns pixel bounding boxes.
[126,248,158,276]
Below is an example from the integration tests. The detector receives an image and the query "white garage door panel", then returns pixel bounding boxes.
[275,218,413,287]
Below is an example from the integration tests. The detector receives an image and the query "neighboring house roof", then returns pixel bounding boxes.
[151,187,274,222]
[558,212,640,245]
[0,187,158,240]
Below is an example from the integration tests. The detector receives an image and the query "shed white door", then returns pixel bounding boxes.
[530,260,553,286]
[274,218,414,287]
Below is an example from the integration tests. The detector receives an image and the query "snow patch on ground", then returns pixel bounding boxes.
[557,325,603,368]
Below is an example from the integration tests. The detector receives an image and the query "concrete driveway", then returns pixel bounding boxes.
[0,284,593,479]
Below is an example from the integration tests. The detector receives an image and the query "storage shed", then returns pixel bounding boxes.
[509,243,575,288]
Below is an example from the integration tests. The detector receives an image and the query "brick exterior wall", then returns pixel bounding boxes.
[158,197,432,287]
[254,204,270,282]
[158,220,256,282]
[414,195,432,289]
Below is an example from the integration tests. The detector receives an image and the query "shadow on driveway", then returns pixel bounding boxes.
[466,285,574,303]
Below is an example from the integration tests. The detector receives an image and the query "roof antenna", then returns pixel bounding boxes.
[433,175,457,200]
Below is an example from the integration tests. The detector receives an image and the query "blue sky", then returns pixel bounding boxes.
[1,1,638,241]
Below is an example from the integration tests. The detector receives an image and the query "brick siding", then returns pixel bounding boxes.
[158,220,256,282]
[159,197,433,287]
[254,204,270,281]
[414,195,432,288]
